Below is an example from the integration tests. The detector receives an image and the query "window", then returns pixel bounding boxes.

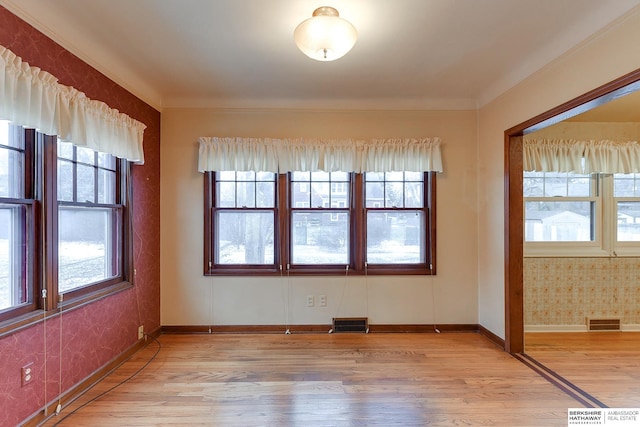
[524,171,597,243]
[0,121,36,321]
[211,171,276,268]
[204,171,436,275]
[365,172,428,265]
[291,172,350,265]
[524,170,640,256]
[614,173,640,244]
[0,120,132,324]
[56,141,126,296]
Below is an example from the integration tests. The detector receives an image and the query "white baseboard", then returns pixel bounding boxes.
[621,324,640,331]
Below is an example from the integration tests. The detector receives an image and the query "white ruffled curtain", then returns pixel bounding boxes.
[198,137,442,173]
[0,45,146,163]
[524,138,640,174]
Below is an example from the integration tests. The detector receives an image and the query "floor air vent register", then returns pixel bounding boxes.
[587,317,621,331]
[332,317,369,333]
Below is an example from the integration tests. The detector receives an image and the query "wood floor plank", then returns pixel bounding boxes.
[525,331,640,409]
[42,333,579,426]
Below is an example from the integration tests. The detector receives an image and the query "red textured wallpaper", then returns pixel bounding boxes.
[0,6,161,426]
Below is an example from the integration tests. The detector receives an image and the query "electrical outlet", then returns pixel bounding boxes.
[306,295,314,307]
[21,363,33,386]
[138,325,144,340]
[319,295,327,307]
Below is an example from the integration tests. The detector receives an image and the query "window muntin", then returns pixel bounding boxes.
[213,171,276,266]
[290,172,350,266]
[364,172,427,265]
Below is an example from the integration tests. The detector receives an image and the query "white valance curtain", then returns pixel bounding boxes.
[198,137,442,173]
[524,138,640,174]
[0,45,146,163]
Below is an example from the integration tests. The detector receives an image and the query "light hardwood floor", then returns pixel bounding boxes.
[525,331,640,409]
[43,333,581,426]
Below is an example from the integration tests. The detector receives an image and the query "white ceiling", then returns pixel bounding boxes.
[2,0,640,111]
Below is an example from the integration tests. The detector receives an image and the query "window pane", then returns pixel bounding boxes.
[292,171,310,181]
[57,159,74,202]
[367,211,424,264]
[98,169,116,204]
[76,164,95,202]
[405,172,423,181]
[386,171,404,181]
[76,146,95,165]
[215,211,274,264]
[405,182,424,208]
[292,182,311,207]
[614,174,640,197]
[311,182,329,207]
[617,201,640,241]
[236,171,254,181]
[256,181,275,208]
[58,207,117,293]
[523,172,544,197]
[330,172,349,181]
[0,205,26,310]
[524,201,594,241]
[218,171,236,181]
[216,182,236,207]
[365,182,384,208]
[0,120,23,149]
[57,140,74,160]
[526,171,592,197]
[0,147,24,198]
[385,182,404,207]
[567,176,591,197]
[366,172,384,182]
[291,211,349,264]
[544,176,568,197]
[97,152,116,170]
[236,181,256,207]
[258,171,275,180]
[311,171,329,181]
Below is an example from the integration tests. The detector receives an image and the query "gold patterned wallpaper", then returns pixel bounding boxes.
[524,257,640,327]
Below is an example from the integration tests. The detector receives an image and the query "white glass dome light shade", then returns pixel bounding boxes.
[294,6,358,62]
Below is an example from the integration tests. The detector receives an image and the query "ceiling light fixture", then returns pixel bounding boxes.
[293,6,358,62]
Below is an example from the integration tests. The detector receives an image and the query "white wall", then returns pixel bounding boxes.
[161,109,479,326]
[477,8,640,339]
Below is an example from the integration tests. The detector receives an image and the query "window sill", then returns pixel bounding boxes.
[204,269,435,276]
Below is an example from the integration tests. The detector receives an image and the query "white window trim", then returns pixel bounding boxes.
[525,173,640,257]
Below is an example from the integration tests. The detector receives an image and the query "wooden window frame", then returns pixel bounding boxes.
[204,171,437,276]
[0,126,133,332]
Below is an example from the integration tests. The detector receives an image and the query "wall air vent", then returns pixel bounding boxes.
[587,318,621,331]
[332,317,368,333]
